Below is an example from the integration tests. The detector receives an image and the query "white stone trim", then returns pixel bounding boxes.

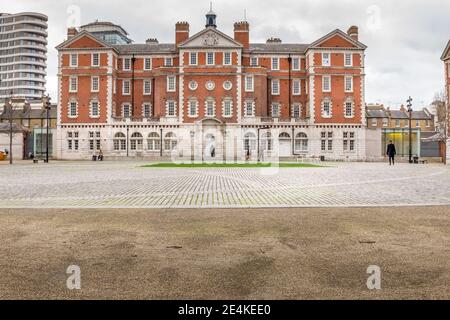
[89,99,100,118]
[187,98,199,118]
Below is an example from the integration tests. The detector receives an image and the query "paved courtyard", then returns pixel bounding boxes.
[1,161,449,208]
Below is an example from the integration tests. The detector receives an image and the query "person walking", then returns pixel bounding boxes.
[386,140,396,166]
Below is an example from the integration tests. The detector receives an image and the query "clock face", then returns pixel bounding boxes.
[206,81,215,91]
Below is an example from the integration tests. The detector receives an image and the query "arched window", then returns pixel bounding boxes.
[295,132,308,152]
[164,132,177,151]
[113,132,126,151]
[279,132,291,140]
[243,132,257,151]
[147,132,160,151]
[130,132,143,150]
[261,132,273,151]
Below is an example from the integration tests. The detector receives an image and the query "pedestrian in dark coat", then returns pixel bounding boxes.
[386,140,396,166]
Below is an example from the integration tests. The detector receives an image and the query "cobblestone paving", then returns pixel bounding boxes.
[0,161,449,208]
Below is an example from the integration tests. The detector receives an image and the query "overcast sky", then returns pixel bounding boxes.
[6,0,450,109]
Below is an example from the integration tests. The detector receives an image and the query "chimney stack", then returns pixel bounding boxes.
[266,37,282,44]
[175,22,190,45]
[146,38,159,44]
[67,27,78,39]
[234,21,250,49]
[347,26,359,41]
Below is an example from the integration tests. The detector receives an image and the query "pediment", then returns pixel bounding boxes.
[56,31,112,50]
[309,29,367,50]
[178,28,243,49]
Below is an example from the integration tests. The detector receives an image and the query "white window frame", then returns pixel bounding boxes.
[165,57,173,67]
[188,99,199,118]
[69,76,78,93]
[272,79,280,95]
[90,100,100,118]
[166,100,177,117]
[344,53,353,67]
[292,57,300,71]
[343,132,355,152]
[91,76,99,92]
[68,100,78,118]
[92,53,100,67]
[292,104,301,118]
[345,76,353,92]
[206,52,215,65]
[293,79,301,95]
[250,56,258,67]
[122,104,131,118]
[222,99,233,118]
[244,100,255,117]
[271,103,280,118]
[245,75,254,92]
[167,76,176,92]
[382,118,389,127]
[322,75,331,92]
[223,52,232,66]
[143,103,152,118]
[344,100,354,118]
[205,99,216,117]
[122,80,131,95]
[123,58,131,71]
[70,53,78,67]
[322,53,330,66]
[144,57,152,70]
[143,79,152,95]
[271,57,280,70]
[321,99,332,118]
[189,52,198,66]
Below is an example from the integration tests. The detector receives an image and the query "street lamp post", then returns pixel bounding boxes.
[42,94,51,163]
[407,96,413,164]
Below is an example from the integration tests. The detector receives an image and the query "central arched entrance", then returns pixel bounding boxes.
[198,118,224,162]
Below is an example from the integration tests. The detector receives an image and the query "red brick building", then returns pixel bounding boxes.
[442,40,450,164]
[56,10,369,161]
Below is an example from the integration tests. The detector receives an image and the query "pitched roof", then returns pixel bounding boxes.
[366,109,388,118]
[441,39,450,61]
[389,110,409,119]
[113,44,176,54]
[56,30,114,51]
[0,122,29,133]
[309,29,367,50]
[411,110,432,120]
[249,43,309,54]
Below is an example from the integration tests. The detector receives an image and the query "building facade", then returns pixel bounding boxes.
[56,10,368,161]
[442,40,450,164]
[0,12,48,102]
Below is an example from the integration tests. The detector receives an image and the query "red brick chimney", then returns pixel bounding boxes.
[67,27,78,39]
[234,21,249,49]
[175,22,190,45]
[347,26,359,42]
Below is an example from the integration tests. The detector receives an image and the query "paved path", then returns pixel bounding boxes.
[0,161,449,208]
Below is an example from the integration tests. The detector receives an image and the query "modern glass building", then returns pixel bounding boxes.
[79,21,132,45]
[0,12,48,102]
[382,129,421,157]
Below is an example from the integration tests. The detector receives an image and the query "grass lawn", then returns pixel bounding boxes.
[142,162,324,168]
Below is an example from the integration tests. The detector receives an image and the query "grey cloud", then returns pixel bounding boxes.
[5,0,450,108]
